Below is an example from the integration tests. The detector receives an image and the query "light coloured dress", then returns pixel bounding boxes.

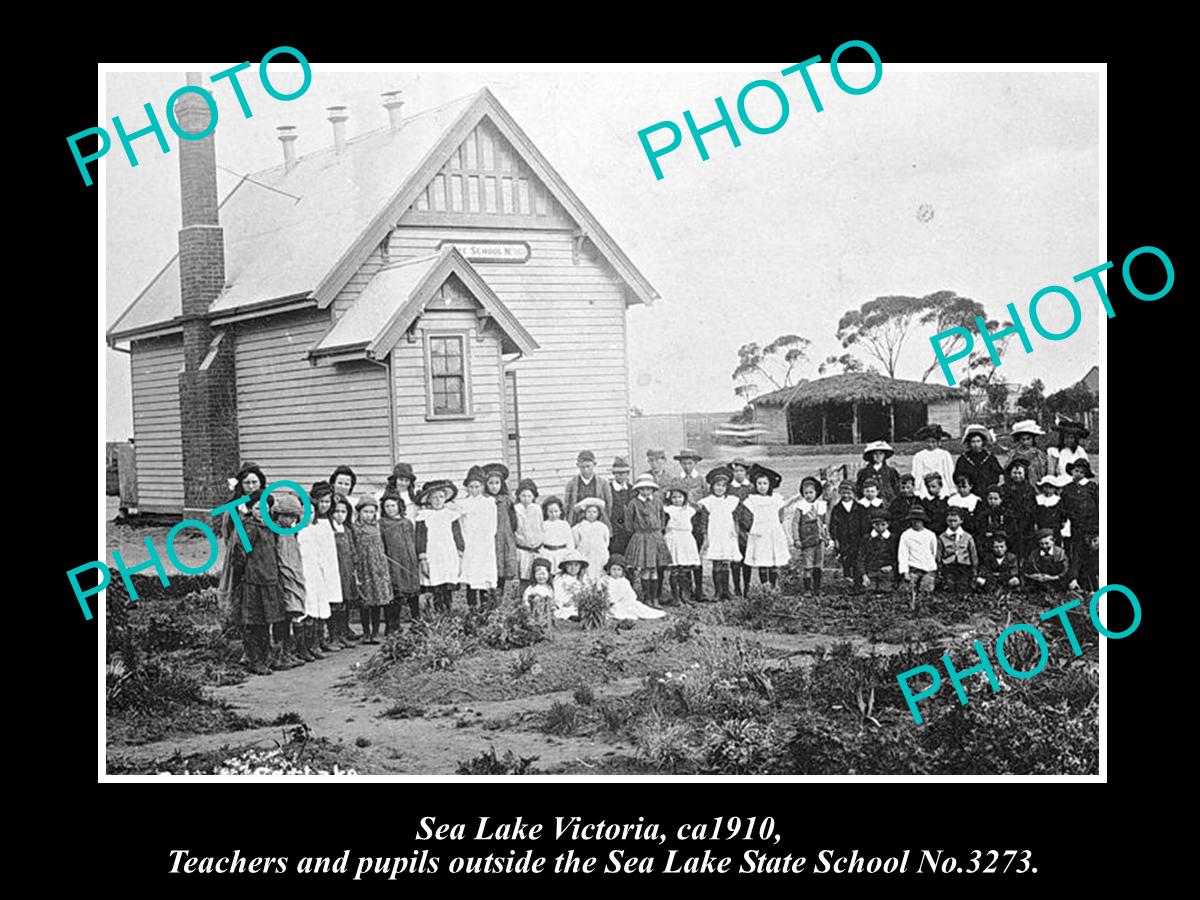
[540,518,575,570]
[603,575,665,620]
[514,501,545,579]
[743,493,792,568]
[297,518,341,619]
[457,494,498,589]
[552,572,587,619]
[698,494,742,561]
[663,504,701,566]
[417,507,462,587]
[572,519,612,575]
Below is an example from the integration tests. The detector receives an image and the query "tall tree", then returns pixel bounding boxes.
[834,295,930,378]
[1017,379,1046,420]
[817,353,870,376]
[918,292,1014,385]
[731,334,813,398]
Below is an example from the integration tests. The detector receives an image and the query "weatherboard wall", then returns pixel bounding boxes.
[129,335,185,513]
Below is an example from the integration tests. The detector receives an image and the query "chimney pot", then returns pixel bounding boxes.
[382,90,405,133]
[327,105,349,155]
[277,125,298,172]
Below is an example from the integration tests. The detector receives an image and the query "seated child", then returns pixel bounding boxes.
[898,506,939,598]
[1023,527,1070,593]
[553,549,590,619]
[522,557,556,634]
[938,507,978,593]
[977,532,1020,593]
[860,509,895,593]
[603,554,664,620]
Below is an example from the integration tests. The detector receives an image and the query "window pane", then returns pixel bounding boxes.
[430,338,446,357]
[431,356,447,376]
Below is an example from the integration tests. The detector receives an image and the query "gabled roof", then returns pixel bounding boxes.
[108,88,659,344]
[311,246,538,360]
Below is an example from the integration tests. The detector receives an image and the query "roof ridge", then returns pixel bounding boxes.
[248,90,481,181]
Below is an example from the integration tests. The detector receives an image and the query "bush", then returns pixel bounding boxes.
[634,709,698,772]
[701,718,786,774]
[511,649,539,677]
[469,601,547,650]
[364,614,475,676]
[456,747,539,775]
[597,698,633,734]
[574,581,612,630]
[107,658,205,715]
[573,683,596,706]
[544,701,579,736]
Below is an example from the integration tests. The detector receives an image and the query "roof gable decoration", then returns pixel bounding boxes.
[313,89,660,310]
[311,246,538,362]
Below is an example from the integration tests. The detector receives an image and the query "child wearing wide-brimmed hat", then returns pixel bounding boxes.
[514,479,545,591]
[955,425,1003,496]
[898,506,938,597]
[572,497,612,576]
[415,479,464,614]
[352,495,391,644]
[1033,474,1068,545]
[522,556,556,634]
[856,440,901,501]
[674,448,706,504]
[912,425,955,500]
[790,475,829,594]
[1006,420,1048,484]
[484,462,520,601]
[697,466,743,601]
[538,495,575,573]
[458,466,498,609]
[662,481,701,604]
[1048,420,1090,479]
[830,479,866,591]
[742,463,791,588]
[624,473,672,605]
[553,549,591,620]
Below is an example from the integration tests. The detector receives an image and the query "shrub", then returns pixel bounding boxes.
[511,648,539,677]
[544,701,579,736]
[597,698,633,734]
[701,718,785,774]
[363,615,475,676]
[472,601,546,650]
[107,658,205,715]
[456,747,539,775]
[634,709,698,772]
[574,581,612,630]
[573,683,596,706]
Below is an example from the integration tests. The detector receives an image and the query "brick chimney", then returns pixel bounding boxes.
[327,105,349,155]
[176,72,240,518]
[277,125,298,171]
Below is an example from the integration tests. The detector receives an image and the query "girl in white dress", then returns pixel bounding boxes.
[514,479,545,590]
[296,485,341,653]
[415,479,463,614]
[602,555,665,620]
[697,467,742,601]
[457,466,498,608]
[743,464,791,588]
[662,483,700,603]
[553,550,590,620]
[539,496,575,571]
[572,498,611,575]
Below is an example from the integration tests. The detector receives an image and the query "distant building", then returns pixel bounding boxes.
[752,372,963,445]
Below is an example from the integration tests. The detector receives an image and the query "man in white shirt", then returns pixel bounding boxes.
[898,506,939,599]
[911,425,955,499]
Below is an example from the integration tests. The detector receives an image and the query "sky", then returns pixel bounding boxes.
[104,65,1100,440]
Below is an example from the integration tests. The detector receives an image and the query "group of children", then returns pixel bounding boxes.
[220,418,1098,673]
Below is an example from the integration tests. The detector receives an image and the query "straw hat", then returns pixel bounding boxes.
[632,473,660,492]
[557,548,590,571]
[862,440,895,461]
[1037,475,1060,489]
[574,497,607,513]
[662,480,690,502]
[1010,419,1046,437]
[610,456,631,473]
[962,424,991,444]
[674,447,702,462]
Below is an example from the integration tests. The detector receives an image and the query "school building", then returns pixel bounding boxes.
[108,86,659,516]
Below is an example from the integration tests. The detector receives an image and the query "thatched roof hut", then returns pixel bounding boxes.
[752,373,964,445]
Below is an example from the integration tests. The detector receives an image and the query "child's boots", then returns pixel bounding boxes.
[306,622,327,659]
[691,566,706,602]
[246,625,273,676]
[317,618,339,653]
[812,568,823,595]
